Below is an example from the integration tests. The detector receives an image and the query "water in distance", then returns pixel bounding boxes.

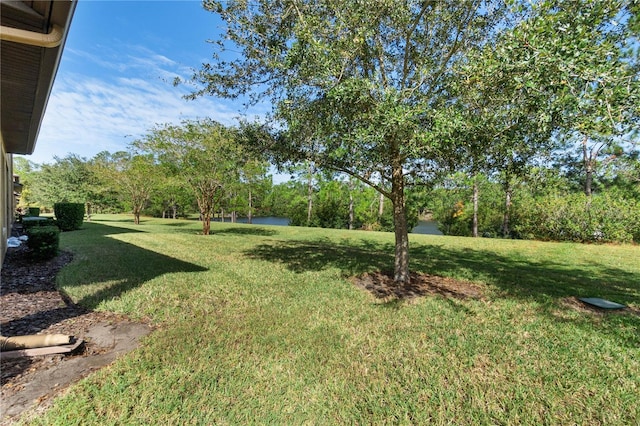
[229,217,442,236]
[412,220,443,236]
[232,217,290,226]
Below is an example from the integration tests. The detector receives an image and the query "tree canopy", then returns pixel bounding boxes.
[14,0,640,267]
[133,119,246,235]
[192,0,506,283]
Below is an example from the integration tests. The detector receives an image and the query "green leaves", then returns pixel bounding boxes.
[194,0,504,172]
[131,119,263,234]
[191,0,508,280]
[516,0,638,137]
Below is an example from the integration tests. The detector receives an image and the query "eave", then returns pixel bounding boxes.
[1,0,76,155]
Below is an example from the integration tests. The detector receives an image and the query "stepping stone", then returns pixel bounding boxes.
[578,298,626,309]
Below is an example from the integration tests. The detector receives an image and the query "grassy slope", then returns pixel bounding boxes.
[33,214,639,425]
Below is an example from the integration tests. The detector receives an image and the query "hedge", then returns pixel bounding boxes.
[512,193,640,243]
[54,202,85,231]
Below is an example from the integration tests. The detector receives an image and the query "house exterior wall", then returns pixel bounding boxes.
[1,1,77,268]
[1,136,14,268]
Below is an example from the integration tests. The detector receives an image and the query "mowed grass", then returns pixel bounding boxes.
[32,214,639,425]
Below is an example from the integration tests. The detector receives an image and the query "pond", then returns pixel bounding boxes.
[412,220,443,236]
[233,216,290,226]
[229,217,443,236]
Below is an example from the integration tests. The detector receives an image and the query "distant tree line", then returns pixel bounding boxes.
[13,0,640,286]
[15,128,639,244]
[15,120,273,235]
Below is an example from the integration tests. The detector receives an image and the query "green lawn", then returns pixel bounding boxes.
[32,214,639,425]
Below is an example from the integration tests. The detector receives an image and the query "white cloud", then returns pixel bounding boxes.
[30,44,266,164]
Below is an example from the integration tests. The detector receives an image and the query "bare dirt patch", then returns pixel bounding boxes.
[352,270,485,302]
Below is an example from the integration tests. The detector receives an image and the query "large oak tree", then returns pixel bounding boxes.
[190,0,503,284]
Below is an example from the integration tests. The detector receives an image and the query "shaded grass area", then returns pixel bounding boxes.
[31,215,640,425]
[55,221,208,311]
[245,237,640,349]
[247,236,639,303]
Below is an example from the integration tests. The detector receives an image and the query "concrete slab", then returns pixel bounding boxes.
[1,321,152,424]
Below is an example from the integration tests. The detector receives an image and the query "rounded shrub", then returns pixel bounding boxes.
[27,206,40,217]
[54,202,85,231]
[26,225,60,260]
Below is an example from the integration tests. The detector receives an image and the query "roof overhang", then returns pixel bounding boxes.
[1,0,76,155]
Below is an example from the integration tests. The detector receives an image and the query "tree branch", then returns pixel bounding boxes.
[402,1,433,90]
[328,164,392,199]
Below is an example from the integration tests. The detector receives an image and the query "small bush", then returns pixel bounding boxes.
[27,207,40,217]
[54,203,85,231]
[512,193,640,243]
[21,217,56,231]
[26,225,60,260]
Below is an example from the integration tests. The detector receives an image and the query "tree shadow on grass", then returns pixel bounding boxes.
[163,222,192,227]
[91,217,150,224]
[247,238,639,304]
[3,222,208,335]
[244,238,640,347]
[408,243,639,306]
[214,226,279,237]
[245,237,392,276]
[63,222,209,310]
[1,222,208,386]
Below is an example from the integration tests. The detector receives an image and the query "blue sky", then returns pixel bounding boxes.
[25,0,266,165]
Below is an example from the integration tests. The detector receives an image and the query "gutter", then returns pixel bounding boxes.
[0,23,64,48]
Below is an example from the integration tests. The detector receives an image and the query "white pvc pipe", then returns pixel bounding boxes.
[0,24,63,48]
[1,334,71,351]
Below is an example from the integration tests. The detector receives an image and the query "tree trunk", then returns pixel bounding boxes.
[472,174,479,238]
[307,163,313,226]
[248,189,253,224]
[502,181,512,238]
[202,212,211,235]
[391,158,410,284]
[348,191,354,230]
[378,190,385,218]
[198,196,212,234]
[584,167,593,197]
[132,199,143,225]
[582,135,593,197]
